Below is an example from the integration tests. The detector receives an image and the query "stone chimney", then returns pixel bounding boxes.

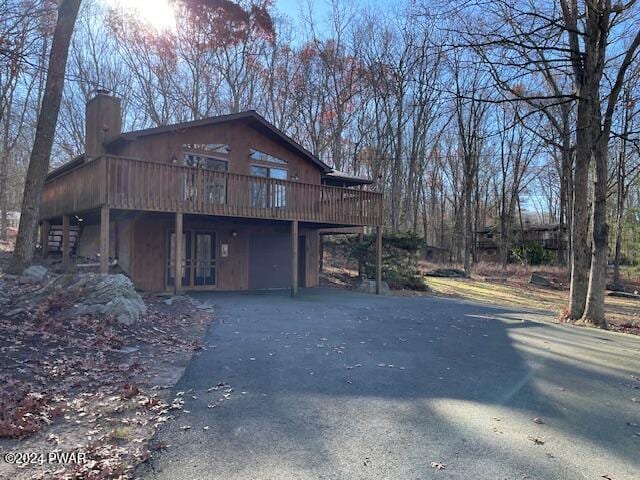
[85,89,121,159]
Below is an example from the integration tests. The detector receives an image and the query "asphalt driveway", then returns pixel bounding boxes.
[138,288,640,480]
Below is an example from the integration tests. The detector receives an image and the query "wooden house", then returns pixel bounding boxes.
[476,221,568,263]
[39,91,383,294]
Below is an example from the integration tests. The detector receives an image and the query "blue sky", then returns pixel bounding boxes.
[274,0,331,20]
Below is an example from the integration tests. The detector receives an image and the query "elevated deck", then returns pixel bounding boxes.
[41,156,382,226]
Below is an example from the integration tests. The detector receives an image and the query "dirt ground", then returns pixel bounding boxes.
[0,257,214,479]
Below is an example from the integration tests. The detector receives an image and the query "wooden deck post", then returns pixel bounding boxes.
[41,221,49,258]
[175,212,183,294]
[291,220,298,297]
[100,205,109,274]
[62,215,70,269]
[375,225,382,295]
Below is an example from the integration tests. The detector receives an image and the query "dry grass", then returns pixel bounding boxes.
[426,276,640,331]
[419,260,569,283]
[323,246,640,332]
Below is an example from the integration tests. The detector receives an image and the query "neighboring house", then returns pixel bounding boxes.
[476,221,568,262]
[40,91,383,294]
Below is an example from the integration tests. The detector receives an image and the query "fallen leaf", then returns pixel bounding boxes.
[527,436,544,445]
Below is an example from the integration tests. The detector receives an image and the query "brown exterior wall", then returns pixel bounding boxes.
[129,213,319,291]
[110,121,322,184]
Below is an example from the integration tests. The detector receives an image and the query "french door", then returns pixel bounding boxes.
[167,231,216,289]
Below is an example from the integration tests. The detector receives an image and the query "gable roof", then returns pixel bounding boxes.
[109,110,331,173]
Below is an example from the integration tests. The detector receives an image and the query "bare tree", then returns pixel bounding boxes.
[451,53,489,273]
[8,0,81,273]
[560,0,640,325]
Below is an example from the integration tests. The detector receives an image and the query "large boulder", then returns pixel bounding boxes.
[68,273,147,325]
[606,282,626,292]
[4,272,146,325]
[19,265,48,284]
[529,273,553,288]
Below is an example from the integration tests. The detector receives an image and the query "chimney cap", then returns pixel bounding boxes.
[93,88,112,96]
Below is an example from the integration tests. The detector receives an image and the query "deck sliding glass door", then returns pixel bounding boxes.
[250,165,287,208]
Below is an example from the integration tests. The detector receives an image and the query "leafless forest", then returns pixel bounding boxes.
[1,0,639,325]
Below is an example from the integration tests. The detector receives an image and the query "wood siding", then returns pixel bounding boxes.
[130,213,319,291]
[112,120,321,183]
[41,158,105,219]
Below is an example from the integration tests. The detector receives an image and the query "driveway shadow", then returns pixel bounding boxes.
[138,288,640,479]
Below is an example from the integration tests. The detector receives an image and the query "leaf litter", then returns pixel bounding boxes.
[0,275,213,480]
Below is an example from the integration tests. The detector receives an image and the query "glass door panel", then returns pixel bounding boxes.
[194,233,216,286]
[250,165,287,208]
[251,165,269,208]
[270,167,287,207]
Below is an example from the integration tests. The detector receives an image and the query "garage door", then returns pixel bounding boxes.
[249,234,291,289]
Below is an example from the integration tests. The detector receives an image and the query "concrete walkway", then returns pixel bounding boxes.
[138,289,640,479]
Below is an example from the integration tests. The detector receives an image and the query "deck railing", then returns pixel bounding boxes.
[41,155,382,226]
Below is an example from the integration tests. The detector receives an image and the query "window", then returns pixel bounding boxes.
[250,165,287,208]
[250,149,287,165]
[184,143,230,156]
[183,153,228,205]
[184,153,227,171]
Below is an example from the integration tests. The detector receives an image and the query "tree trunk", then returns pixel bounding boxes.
[463,167,473,273]
[613,95,631,286]
[568,100,591,319]
[581,135,608,327]
[558,131,573,266]
[612,162,624,288]
[0,146,9,242]
[7,0,81,274]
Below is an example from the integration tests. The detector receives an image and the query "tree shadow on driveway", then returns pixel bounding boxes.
[137,289,640,479]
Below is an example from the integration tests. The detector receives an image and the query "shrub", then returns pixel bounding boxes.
[346,231,427,290]
[511,241,554,266]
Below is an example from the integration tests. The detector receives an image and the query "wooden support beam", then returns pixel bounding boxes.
[175,212,183,294]
[41,221,49,258]
[291,220,298,297]
[62,215,70,269]
[100,205,109,274]
[358,232,364,277]
[375,225,382,295]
